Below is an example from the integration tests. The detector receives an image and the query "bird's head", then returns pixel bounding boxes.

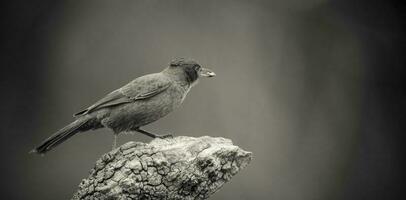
[165,58,216,85]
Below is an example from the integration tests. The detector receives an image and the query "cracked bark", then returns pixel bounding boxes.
[72,136,252,200]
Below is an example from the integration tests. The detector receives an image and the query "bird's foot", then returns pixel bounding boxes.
[155,133,173,139]
[136,128,174,139]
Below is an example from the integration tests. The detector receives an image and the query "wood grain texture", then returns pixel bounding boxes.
[72,136,252,200]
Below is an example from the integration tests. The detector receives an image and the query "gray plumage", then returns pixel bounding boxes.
[31,58,215,154]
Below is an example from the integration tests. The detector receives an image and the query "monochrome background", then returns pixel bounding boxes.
[1,0,404,199]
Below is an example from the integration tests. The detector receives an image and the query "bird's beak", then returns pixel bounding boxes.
[199,68,216,77]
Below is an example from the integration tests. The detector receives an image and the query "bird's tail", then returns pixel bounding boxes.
[30,117,91,155]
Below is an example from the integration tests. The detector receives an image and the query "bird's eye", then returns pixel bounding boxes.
[194,65,201,71]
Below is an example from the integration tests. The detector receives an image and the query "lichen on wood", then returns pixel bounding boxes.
[72,136,252,200]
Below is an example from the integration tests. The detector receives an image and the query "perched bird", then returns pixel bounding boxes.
[31,58,215,154]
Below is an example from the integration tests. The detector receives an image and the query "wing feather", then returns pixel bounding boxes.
[73,73,171,117]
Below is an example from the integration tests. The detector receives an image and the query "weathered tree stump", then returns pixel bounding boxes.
[72,136,252,200]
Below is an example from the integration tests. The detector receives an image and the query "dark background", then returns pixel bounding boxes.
[1,0,405,199]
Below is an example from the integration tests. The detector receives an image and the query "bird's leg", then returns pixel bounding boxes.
[112,134,118,150]
[136,128,173,139]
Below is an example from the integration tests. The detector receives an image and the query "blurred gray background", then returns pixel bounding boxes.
[1,0,405,199]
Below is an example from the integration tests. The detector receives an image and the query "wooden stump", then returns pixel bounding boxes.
[72,136,252,200]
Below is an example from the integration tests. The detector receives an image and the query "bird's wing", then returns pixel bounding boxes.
[73,73,171,117]
[73,90,131,117]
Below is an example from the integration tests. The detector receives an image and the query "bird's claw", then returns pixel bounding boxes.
[156,133,173,139]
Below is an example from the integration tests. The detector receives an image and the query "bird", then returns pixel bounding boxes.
[31,58,216,154]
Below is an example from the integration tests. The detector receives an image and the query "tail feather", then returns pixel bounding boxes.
[31,117,90,154]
